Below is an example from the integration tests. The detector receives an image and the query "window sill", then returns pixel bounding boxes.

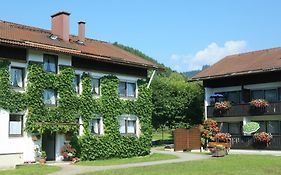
[119,97,137,101]
[9,135,23,138]
[120,133,137,137]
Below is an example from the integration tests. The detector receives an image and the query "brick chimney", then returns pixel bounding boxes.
[51,11,70,41]
[78,21,85,43]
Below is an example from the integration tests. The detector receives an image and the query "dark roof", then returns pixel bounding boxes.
[192,47,281,80]
[0,20,157,69]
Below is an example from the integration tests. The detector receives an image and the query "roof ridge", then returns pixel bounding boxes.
[226,46,281,58]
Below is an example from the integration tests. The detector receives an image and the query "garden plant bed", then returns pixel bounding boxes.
[76,153,178,166]
[81,154,281,175]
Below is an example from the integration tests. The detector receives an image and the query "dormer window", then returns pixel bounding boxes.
[10,67,24,89]
[43,54,58,73]
[49,34,58,40]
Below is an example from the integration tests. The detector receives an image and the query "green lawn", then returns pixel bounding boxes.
[0,164,60,175]
[76,153,177,166]
[81,154,281,175]
[152,129,173,141]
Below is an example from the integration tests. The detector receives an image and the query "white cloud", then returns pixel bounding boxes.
[169,40,247,72]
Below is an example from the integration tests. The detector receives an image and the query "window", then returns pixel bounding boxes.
[257,121,266,132]
[265,89,277,102]
[119,115,137,134]
[73,75,80,94]
[43,54,58,73]
[219,122,241,135]
[118,82,136,98]
[9,114,23,137]
[268,121,280,135]
[227,91,240,105]
[251,90,264,100]
[90,118,102,135]
[10,67,24,88]
[43,89,57,105]
[91,78,100,95]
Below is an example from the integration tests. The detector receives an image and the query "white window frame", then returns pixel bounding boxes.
[43,54,58,73]
[119,114,137,135]
[91,77,100,96]
[89,116,103,135]
[118,81,137,98]
[43,89,57,106]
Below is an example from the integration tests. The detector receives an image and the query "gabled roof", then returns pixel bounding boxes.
[0,20,157,69]
[192,47,281,80]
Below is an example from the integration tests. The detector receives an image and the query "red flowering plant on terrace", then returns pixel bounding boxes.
[214,132,231,143]
[253,132,272,143]
[250,99,269,108]
[60,144,76,161]
[200,119,220,148]
[214,101,231,111]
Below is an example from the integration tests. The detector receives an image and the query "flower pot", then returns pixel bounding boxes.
[39,158,46,164]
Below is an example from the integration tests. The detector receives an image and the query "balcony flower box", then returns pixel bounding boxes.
[253,132,272,149]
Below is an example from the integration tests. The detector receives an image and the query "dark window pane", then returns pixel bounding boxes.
[118,82,126,97]
[251,90,264,100]
[127,83,136,97]
[257,121,266,132]
[228,91,240,104]
[220,123,229,133]
[268,121,280,134]
[229,123,240,135]
[265,89,277,102]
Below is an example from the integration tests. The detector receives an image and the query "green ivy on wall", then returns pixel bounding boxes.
[0,60,152,160]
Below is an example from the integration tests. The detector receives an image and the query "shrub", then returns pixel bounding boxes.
[215,132,231,142]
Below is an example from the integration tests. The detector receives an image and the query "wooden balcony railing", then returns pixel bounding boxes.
[207,102,281,118]
[230,135,281,150]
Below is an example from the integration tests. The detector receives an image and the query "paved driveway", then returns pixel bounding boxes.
[48,150,211,175]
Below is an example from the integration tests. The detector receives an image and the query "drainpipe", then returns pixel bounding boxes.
[147,70,156,88]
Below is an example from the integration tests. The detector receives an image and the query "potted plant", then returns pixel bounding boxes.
[199,119,220,149]
[60,143,76,161]
[214,132,231,143]
[39,151,47,164]
[31,132,41,141]
[214,101,231,116]
[211,144,226,157]
[253,132,272,148]
[250,99,269,114]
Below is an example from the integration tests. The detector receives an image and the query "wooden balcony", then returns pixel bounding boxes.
[230,135,281,150]
[207,102,281,118]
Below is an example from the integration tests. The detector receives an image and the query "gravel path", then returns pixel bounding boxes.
[47,149,211,175]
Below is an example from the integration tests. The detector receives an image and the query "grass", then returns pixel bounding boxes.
[81,154,281,175]
[76,153,178,166]
[0,164,60,175]
[152,129,173,141]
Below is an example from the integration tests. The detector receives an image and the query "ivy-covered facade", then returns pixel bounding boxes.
[0,12,156,165]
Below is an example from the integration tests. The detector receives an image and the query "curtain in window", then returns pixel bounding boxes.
[9,116,22,135]
[43,89,56,105]
[91,78,99,95]
[119,117,126,133]
[118,82,126,97]
[127,83,136,97]
[11,68,23,88]
[127,120,136,133]
[73,75,80,93]
[90,119,100,134]
[43,56,57,73]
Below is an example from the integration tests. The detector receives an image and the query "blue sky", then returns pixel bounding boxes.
[1,1,281,72]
